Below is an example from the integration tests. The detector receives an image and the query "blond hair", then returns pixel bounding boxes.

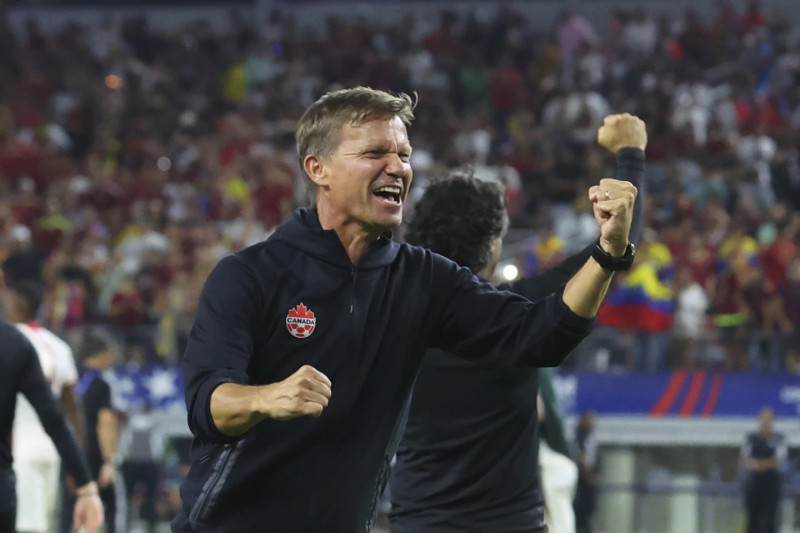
[295,87,416,200]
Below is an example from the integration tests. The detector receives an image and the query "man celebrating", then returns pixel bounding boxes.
[173,87,638,532]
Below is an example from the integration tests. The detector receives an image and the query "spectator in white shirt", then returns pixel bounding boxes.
[4,281,85,533]
[670,265,711,368]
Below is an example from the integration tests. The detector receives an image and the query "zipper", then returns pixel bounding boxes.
[350,266,357,314]
[367,455,392,531]
[188,443,237,524]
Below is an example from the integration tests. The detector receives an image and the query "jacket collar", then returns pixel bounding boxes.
[271,207,400,268]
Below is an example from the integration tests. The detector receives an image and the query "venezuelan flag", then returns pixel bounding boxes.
[597,263,674,332]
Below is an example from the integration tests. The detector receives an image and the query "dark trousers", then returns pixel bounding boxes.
[0,471,16,533]
[746,476,780,533]
[121,459,160,531]
[574,478,596,533]
[0,508,14,533]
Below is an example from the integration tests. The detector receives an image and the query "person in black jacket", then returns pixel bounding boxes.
[389,114,645,533]
[59,332,120,533]
[0,276,104,533]
[741,407,786,533]
[172,87,638,532]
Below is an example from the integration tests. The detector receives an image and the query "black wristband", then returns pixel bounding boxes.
[591,238,635,272]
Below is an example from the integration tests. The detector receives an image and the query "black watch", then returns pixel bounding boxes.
[591,238,635,272]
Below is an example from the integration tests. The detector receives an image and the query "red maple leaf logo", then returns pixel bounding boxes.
[286,303,317,338]
[288,303,315,319]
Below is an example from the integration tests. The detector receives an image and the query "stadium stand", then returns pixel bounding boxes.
[0,1,799,531]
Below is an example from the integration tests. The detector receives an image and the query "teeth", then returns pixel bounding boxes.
[375,186,401,195]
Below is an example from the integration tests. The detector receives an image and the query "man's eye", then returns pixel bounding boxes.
[399,154,411,162]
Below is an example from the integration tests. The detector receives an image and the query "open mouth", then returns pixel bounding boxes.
[372,185,403,206]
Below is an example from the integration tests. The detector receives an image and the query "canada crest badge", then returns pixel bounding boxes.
[286,303,317,339]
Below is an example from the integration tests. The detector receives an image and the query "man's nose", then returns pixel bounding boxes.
[384,154,407,178]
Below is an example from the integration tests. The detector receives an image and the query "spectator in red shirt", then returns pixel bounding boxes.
[761,221,798,287]
[110,274,146,328]
[741,0,768,33]
[780,257,800,371]
[744,270,793,371]
[713,248,756,370]
[686,233,718,292]
[490,53,525,145]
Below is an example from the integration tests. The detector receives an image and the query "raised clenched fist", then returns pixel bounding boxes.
[597,113,647,153]
[263,365,333,420]
[588,178,639,257]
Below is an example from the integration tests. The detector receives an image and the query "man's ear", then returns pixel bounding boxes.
[489,237,503,260]
[303,155,329,189]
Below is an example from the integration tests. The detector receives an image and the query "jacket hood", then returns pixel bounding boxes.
[271,207,400,268]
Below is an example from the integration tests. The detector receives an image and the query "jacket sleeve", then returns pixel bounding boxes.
[505,245,592,302]
[428,257,594,367]
[181,255,264,444]
[617,148,645,245]
[503,147,646,302]
[18,338,92,486]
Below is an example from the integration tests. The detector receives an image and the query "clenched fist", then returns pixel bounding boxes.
[597,113,647,153]
[589,178,638,257]
[263,365,332,420]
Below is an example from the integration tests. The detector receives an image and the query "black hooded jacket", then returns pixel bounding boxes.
[173,207,594,532]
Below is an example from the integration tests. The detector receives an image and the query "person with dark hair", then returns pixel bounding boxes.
[59,332,120,533]
[389,113,646,533]
[173,87,637,531]
[2,280,85,533]
[741,407,786,533]
[0,272,104,533]
[1,225,45,286]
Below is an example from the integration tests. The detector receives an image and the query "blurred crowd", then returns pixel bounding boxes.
[0,1,798,374]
